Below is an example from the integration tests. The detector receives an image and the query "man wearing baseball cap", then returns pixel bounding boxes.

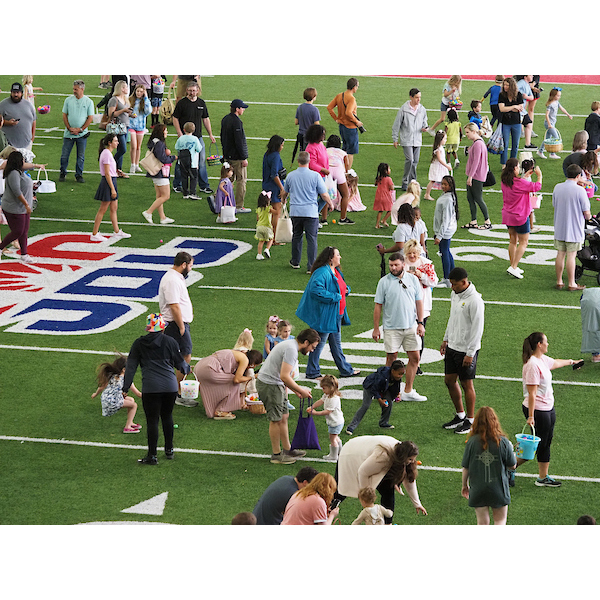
[0,83,37,150]
[220,99,250,212]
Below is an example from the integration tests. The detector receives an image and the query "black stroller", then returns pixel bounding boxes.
[575,215,600,285]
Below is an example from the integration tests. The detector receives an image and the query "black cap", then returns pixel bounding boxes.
[230,99,248,109]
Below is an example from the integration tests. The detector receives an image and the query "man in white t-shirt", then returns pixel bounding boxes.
[158,251,195,406]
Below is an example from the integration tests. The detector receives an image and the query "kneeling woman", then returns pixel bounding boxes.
[194,349,263,420]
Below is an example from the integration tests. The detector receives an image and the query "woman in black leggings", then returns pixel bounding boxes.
[123,313,190,465]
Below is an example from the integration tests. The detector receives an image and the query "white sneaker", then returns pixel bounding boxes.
[530,226,541,233]
[537,150,546,159]
[507,266,523,279]
[183,194,191,199]
[113,230,131,239]
[129,165,136,174]
[160,217,175,224]
[20,254,35,263]
[90,233,108,242]
[256,253,264,260]
[142,211,153,224]
[401,389,427,402]
[264,248,271,259]
[515,266,524,274]
[135,165,143,173]
[454,159,460,168]
[436,278,451,288]
[549,153,560,159]
[188,194,201,200]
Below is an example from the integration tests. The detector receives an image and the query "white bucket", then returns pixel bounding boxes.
[180,372,199,400]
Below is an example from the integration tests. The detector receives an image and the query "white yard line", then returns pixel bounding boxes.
[1,434,598,483]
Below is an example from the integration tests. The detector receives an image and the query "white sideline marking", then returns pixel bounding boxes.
[1,435,598,483]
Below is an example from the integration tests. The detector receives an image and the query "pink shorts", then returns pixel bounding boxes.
[329,163,346,185]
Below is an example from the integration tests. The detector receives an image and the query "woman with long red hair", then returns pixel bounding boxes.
[461,406,516,525]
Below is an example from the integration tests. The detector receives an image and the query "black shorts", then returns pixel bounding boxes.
[164,321,192,356]
[522,114,532,126]
[444,347,478,380]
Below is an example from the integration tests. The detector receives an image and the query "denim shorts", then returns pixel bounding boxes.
[339,124,359,155]
[328,423,344,435]
[150,97,162,108]
[508,220,531,234]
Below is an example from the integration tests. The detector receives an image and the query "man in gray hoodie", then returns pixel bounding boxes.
[439,267,485,434]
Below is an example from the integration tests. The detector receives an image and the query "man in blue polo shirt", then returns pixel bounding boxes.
[59,80,94,183]
[373,252,427,402]
[281,151,333,272]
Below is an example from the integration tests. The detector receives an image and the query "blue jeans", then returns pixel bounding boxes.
[114,133,127,170]
[347,388,393,432]
[439,237,455,279]
[173,137,208,190]
[60,135,89,177]
[291,215,319,269]
[305,314,354,378]
[501,122,521,165]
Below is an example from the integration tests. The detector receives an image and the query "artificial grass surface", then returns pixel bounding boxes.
[1,74,599,526]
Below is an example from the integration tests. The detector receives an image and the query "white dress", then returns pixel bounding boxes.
[428,148,450,184]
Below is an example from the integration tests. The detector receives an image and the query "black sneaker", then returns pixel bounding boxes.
[345,428,354,436]
[199,187,214,194]
[75,176,85,183]
[165,448,174,460]
[442,414,464,429]
[524,144,538,150]
[380,424,395,430]
[138,455,158,465]
[535,476,562,487]
[289,260,300,269]
[59,172,66,182]
[338,217,355,224]
[173,187,182,193]
[416,367,423,375]
[455,419,472,434]
[319,218,328,225]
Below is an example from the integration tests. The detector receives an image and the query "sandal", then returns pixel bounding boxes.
[123,427,141,434]
[461,222,478,229]
[117,170,130,179]
[477,223,492,230]
[214,411,236,420]
[555,283,564,290]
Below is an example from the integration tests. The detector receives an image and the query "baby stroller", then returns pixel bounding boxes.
[575,215,600,285]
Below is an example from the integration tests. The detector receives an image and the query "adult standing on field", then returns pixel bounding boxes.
[392,88,429,191]
[327,77,362,170]
[171,80,216,194]
[280,151,333,272]
[158,251,196,406]
[0,82,36,153]
[372,252,427,403]
[256,328,320,465]
[463,122,491,230]
[122,313,191,465]
[513,332,581,488]
[220,99,250,212]
[440,267,485,435]
[552,164,591,291]
[107,80,132,178]
[59,79,94,183]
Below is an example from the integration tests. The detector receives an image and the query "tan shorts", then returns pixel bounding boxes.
[554,240,582,253]
[383,327,421,354]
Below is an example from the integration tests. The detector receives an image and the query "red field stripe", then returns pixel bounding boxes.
[381,75,600,85]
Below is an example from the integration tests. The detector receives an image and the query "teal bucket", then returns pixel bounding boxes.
[515,424,541,460]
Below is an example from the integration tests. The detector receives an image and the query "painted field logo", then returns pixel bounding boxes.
[0,232,251,335]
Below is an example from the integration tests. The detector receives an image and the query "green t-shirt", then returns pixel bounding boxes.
[256,206,272,228]
[62,95,94,138]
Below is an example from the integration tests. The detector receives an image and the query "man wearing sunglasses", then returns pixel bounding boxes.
[373,252,427,402]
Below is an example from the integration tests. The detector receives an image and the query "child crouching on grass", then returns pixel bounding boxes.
[92,355,142,433]
[306,375,344,461]
[352,486,394,525]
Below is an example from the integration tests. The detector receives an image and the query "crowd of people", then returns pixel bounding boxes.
[0,74,597,525]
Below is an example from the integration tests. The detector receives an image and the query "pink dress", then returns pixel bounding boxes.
[373,176,394,211]
[194,350,241,418]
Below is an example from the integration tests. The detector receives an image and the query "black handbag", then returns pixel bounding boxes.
[483,169,496,187]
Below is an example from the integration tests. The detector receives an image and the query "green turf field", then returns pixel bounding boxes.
[1,74,599,527]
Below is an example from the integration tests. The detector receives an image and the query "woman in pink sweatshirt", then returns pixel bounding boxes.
[463,123,491,230]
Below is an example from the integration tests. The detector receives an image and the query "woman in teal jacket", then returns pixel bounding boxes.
[296,246,360,379]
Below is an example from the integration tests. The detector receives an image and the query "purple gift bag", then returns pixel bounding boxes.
[290,398,321,450]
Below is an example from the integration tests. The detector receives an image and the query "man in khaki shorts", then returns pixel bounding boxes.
[552,164,591,291]
[257,329,320,464]
[372,252,427,402]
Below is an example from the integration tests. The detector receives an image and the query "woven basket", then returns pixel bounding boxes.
[207,142,223,166]
[544,130,563,153]
[246,400,266,415]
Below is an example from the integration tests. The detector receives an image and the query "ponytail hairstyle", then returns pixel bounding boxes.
[441,175,459,221]
[375,162,390,185]
[431,130,446,162]
[320,374,340,398]
[96,355,127,387]
[234,328,254,351]
[257,190,272,209]
[501,157,519,187]
[523,332,545,364]
[397,203,416,228]
[546,88,560,107]
[98,133,117,159]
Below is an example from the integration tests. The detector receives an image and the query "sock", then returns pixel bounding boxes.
[457,411,466,419]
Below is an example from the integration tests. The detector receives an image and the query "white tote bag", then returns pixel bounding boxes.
[217,196,237,224]
[275,203,293,243]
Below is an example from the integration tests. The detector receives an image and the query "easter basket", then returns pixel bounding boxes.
[245,395,266,415]
[544,129,563,153]
[207,142,223,166]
